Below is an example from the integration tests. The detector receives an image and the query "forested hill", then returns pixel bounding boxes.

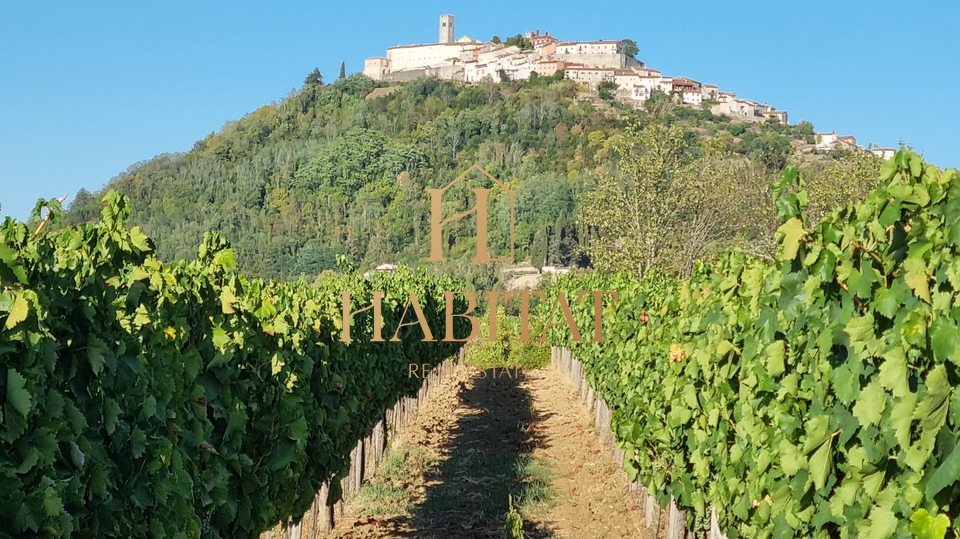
[63,72,881,286]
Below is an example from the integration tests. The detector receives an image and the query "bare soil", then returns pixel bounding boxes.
[328,365,649,539]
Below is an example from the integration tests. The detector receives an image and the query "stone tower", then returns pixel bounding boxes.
[439,14,455,44]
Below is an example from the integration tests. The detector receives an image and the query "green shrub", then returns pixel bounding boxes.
[466,306,550,370]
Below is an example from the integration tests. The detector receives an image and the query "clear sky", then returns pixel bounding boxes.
[2,1,958,222]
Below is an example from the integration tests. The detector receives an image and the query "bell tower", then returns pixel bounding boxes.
[439,14,455,44]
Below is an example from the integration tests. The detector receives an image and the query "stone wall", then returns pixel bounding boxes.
[382,64,463,82]
[555,52,641,69]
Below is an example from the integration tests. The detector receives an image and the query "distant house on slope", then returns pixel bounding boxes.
[816,131,860,152]
[871,147,897,160]
[672,77,703,105]
[362,263,410,278]
[529,31,559,50]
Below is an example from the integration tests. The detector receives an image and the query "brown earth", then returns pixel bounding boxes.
[328,364,650,539]
[365,86,402,100]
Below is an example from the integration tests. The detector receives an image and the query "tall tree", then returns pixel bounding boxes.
[339,61,346,80]
[578,122,760,277]
[304,67,323,87]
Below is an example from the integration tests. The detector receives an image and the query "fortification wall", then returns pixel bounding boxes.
[556,52,627,69]
[383,64,463,82]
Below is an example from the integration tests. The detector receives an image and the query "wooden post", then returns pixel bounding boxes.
[709,505,727,539]
[288,520,302,539]
[667,496,687,539]
[645,491,660,536]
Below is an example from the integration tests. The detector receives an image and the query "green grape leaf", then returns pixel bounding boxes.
[845,313,875,351]
[853,379,886,427]
[930,316,960,363]
[890,392,918,448]
[862,468,884,498]
[17,447,39,474]
[142,395,157,418]
[4,292,29,330]
[878,347,909,397]
[925,444,960,499]
[87,337,108,375]
[128,266,150,282]
[42,486,65,518]
[129,227,152,252]
[863,506,899,539]
[909,153,923,178]
[220,286,237,315]
[809,436,833,490]
[909,509,949,539]
[903,256,931,303]
[766,341,785,377]
[879,158,898,182]
[873,280,906,319]
[212,326,230,349]
[777,218,806,261]
[0,244,27,284]
[288,417,308,444]
[5,368,32,417]
[133,305,151,326]
[69,440,85,468]
[212,248,235,269]
[778,439,804,476]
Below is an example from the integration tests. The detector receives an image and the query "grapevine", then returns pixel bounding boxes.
[543,150,960,539]
[0,191,467,538]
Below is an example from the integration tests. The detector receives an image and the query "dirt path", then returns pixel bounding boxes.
[329,364,649,539]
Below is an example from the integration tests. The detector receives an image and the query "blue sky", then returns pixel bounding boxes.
[2,1,958,221]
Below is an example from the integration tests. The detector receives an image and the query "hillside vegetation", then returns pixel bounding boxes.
[65,73,883,287]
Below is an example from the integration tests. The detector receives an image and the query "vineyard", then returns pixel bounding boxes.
[0,192,466,538]
[544,150,959,538]
[3,148,960,539]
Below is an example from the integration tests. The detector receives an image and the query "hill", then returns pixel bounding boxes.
[64,72,883,287]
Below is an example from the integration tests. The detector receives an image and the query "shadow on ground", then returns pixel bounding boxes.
[335,367,556,539]
[407,368,556,538]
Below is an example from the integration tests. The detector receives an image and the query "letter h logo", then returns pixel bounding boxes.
[426,165,515,262]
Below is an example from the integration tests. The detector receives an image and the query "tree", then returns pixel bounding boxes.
[598,81,617,101]
[644,90,676,118]
[292,128,389,192]
[491,35,502,44]
[304,68,323,87]
[621,39,639,59]
[504,34,532,50]
[728,123,748,136]
[530,228,547,268]
[339,61,346,80]
[578,122,765,277]
[802,151,882,226]
[739,131,791,171]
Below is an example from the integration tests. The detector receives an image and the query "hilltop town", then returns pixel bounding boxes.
[364,15,895,158]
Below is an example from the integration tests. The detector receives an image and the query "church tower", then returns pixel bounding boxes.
[439,14,455,44]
